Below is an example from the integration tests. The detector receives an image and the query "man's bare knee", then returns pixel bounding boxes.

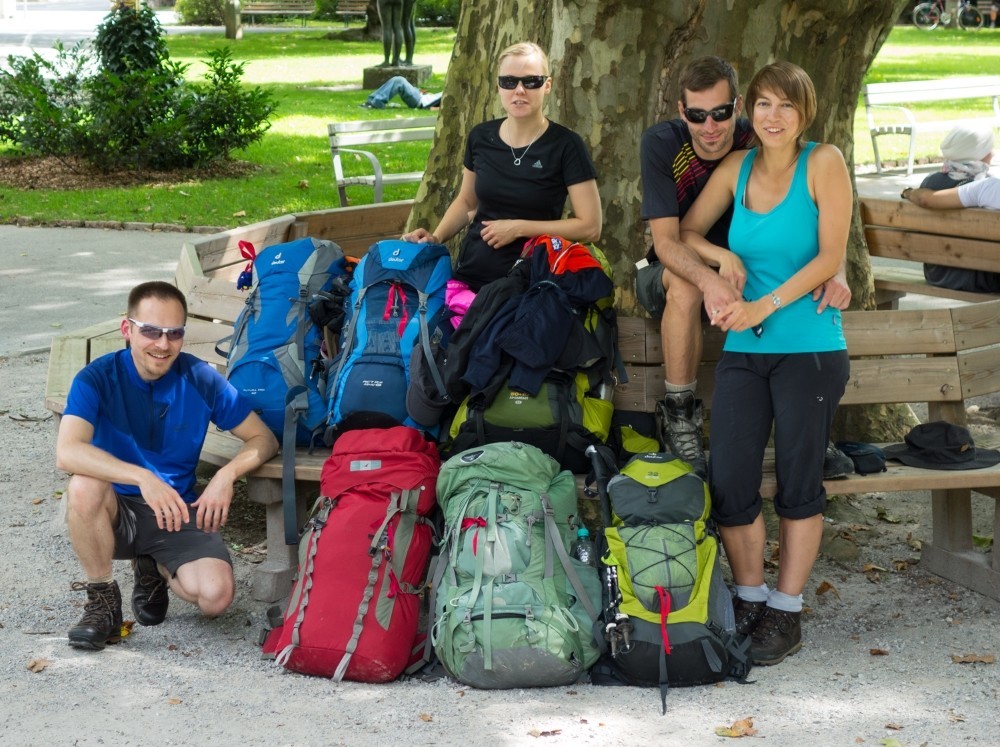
[66,475,116,521]
[198,582,234,618]
[666,274,703,313]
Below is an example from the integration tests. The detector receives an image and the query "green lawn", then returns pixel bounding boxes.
[2,24,998,227]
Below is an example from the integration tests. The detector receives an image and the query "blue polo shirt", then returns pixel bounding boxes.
[64,349,252,503]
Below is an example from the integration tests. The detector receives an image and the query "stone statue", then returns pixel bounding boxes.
[377,0,417,67]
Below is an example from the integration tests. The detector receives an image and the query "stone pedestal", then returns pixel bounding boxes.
[362,65,432,91]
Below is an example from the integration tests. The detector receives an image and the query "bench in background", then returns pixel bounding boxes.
[860,195,1000,307]
[240,0,315,24]
[862,77,1000,176]
[334,0,368,26]
[329,117,436,207]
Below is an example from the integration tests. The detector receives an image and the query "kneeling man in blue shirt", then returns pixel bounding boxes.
[57,281,278,650]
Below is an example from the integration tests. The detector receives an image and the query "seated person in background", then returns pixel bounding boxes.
[56,281,278,651]
[900,124,999,294]
[401,41,601,293]
[363,76,442,110]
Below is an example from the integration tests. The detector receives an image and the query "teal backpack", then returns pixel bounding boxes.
[431,442,602,688]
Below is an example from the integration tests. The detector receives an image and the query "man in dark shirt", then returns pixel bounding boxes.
[637,56,850,477]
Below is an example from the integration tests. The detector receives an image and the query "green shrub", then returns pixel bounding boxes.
[0,15,275,172]
[175,0,225,26]
[94,2,171,76]
[416,0,459,27]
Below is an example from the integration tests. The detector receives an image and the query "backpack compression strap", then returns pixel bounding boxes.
[282,385,309,545]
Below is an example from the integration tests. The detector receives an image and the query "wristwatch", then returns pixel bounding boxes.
[770,292,782,309]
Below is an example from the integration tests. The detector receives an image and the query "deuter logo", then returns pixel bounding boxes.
[270,251,285,266]
[508,391,529,406]
[362,379,384,387]
[385,246,407,264]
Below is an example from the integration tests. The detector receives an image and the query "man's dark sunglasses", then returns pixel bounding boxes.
[683,99,737,124]
[498,75,549,90]
[128,318,186,341]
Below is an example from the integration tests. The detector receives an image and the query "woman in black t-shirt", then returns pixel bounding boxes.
[402,42,602,291]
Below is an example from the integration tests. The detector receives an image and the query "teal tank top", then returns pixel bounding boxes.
[725,142,846,353]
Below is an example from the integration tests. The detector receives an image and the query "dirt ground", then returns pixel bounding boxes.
[1,348,998,746]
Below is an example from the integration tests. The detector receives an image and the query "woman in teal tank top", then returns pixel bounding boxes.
[679,62,853,667]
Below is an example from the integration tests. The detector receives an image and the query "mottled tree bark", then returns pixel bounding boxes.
[412,0,912,439]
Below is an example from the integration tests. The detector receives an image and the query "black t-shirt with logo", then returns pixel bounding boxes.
[640,118,753,261]
[455,119,597,290]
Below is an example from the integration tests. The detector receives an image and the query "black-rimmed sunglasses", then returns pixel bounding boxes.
[128,318,186,341]
[683,98,737,124]
[498,75,549,90]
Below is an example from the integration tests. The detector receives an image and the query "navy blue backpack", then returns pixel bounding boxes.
[221,237,347,543]
[326,239,451,439]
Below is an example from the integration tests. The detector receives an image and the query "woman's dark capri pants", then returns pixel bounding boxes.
[708,350,850,527]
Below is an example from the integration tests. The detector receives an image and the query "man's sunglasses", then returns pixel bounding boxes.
[128,318,186,341]
[683,99,737,124]
[498,75,549,90]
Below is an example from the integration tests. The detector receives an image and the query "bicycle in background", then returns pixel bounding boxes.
[913,0,985,29]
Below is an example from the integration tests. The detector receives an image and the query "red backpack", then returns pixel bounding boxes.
[260,426,440,682]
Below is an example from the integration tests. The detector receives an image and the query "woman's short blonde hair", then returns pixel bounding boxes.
[497,42,550,76]
[746,61,817,145]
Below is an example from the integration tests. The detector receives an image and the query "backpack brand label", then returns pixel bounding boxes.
[349,459,383,471]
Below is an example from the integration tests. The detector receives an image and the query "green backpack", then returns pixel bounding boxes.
[589,450,752,711]
[431,441,602,689]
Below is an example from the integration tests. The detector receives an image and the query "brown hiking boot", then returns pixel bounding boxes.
[68,580,123,651]
[132,554,169,626]
[733,598,767,637]
[751,606,802,665]
[656,391,707,478]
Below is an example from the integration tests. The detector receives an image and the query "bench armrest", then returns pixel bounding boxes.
[331,146,385,207]
[865,103,918,130]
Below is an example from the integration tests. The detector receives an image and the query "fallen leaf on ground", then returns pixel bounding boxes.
[31,498,44,505]
[419,713,433,722]
[168,697,182,705]
[892,559,909,571]
[972,534,993,549]
[715,717,757,738]
[527,728,562,737]
[870,648,890,656]
[875,506,900,524]
[884,722,903,730]
[232,210,246,217]
[906,533,922,551]
[862,564,887,572]
[178,190,190,196]
[946,708,966,722]
[26,658,52,672]
[880,739,903,747]
[297,180,309,189]
[951,653,994,664]
[816,580,841,600]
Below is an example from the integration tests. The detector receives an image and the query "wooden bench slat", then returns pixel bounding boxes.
[866,228,1000,274]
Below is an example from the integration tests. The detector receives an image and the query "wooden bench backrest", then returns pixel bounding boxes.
[863,77,1000,106]
[614,300,1000,415]
[335,0,368,13]
[860,197,1000,274]
[328,117,437,150]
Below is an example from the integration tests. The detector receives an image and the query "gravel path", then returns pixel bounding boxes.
[2,351,998,747]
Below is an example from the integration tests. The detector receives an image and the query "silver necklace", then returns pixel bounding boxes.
[506,120,546,166]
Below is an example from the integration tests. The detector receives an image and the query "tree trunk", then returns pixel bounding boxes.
[413,0,914,440]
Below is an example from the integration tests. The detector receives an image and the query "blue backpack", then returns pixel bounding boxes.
[225,237,347,446]
[326,239,451,438]
[222,237,347,544]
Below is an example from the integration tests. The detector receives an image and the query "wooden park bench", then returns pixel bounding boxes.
[44,202,1000,604]
[240,0,314,26]
[861,77,1000,175]
[859,195,1000,308]
[334,0,368,26]
[329,117,437,207]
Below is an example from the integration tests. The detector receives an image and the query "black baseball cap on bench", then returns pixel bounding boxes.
[883,421,1000,471]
